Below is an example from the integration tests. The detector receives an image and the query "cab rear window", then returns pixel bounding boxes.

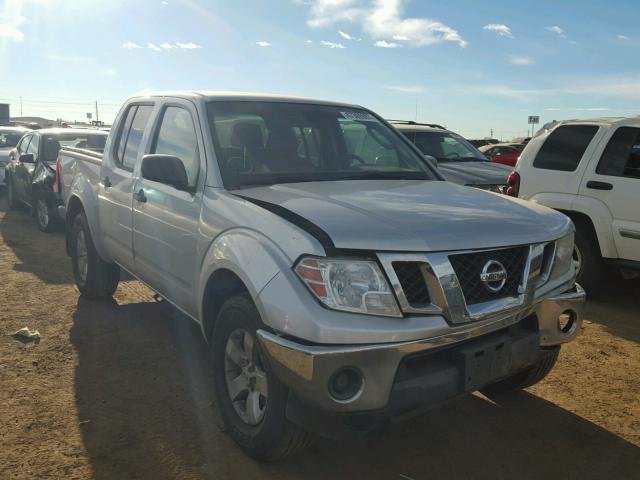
[533,125,599,172]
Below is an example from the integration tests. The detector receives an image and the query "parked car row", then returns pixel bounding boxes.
[50,92,585,460]
[4,128,108,231]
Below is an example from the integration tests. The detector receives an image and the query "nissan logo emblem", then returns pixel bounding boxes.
[480,260,508,293]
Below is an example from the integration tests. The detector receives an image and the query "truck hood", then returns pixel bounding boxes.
[437,161,511,186]
[233,180,571,252]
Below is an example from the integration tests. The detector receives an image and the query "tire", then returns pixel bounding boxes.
[573,223,605,294]
[69,213,120,299]
[211,294,312,461]
[482,348,560,394]
[6,178,18,210]
[35,194,55,232]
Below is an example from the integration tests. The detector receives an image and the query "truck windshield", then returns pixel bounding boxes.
[0,130,23,148]
[206,101,436,188]
[408,131,488,162]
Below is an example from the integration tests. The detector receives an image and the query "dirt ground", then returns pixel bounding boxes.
[0,198,638,480]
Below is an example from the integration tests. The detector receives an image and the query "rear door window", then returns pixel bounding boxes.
[533,125,599,172]
[114,104,154,170]
[596,127,640,180]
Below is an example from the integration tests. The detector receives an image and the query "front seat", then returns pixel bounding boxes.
[229,123,264,172]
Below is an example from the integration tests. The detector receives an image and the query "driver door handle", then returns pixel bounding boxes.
[134,189,147,203]
[103,176,111,188]
[586,180,613,191]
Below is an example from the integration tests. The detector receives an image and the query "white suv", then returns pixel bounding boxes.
[508,117,640,290]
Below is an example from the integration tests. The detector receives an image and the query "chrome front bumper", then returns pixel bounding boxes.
[258,284,585,414]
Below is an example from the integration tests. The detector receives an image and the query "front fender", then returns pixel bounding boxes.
[528,192,617,258]
[196,228,295,324]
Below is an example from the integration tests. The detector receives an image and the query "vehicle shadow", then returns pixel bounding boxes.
[584,273,640,344]
[71,297,640,480]
[0,197,72,285]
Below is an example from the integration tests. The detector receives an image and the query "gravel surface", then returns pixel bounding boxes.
[1,199,639,480]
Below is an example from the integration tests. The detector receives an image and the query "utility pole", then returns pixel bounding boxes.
[415,99,418,122]
[19,96,23,116]
[95,100,99,124]
[490,128,494,138]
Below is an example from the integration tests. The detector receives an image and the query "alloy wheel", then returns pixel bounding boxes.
[572,244,583,277]
[224,329,268,426]
[37,198,49,229]
[76,229,89,284]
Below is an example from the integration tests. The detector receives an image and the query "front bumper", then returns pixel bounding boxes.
[258,284,585,414]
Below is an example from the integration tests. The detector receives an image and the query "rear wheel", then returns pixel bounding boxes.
[35,195,55,232]
[211,294,312,461]
[70,213,120,299]
[482,348,559,393]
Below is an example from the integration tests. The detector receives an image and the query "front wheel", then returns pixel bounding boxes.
[70,213,120,299]
[211,294,312,461]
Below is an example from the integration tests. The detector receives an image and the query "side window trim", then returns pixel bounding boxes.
[595,126,640,180]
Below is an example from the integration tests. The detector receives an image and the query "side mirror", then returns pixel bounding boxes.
[19,153,35,163]
[423,155,438,170]
[141,154,190,191]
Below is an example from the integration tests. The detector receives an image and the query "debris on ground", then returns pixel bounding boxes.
[11,327,41,344]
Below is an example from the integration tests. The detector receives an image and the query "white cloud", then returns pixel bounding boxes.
[160,42,174,49]
[483,23,513,38]
[617,34,629,40]
[544,108,561,111]
[392,34,409,41]
[0,0,25,42]
[384,85,425,93]
[122,41,144,49]
[147,42,162,52]
[256,41,272,47]
[0,23,24,41]
[473,76,640,101]
[304,39,313,43]
[508,54,534,66]
[338,30,360,41]
[546,26,566,38]
[176,42,202,49]
[374,40,401,48]
[576,107,610,111]
[305,0,467,48]
[320,40,346,48]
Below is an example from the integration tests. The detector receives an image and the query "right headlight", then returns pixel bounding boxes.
[294,257,402,317]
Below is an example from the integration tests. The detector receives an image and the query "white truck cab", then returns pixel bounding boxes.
[509,116,640,290]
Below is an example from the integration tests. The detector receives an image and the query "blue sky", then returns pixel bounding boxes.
[0,0,638,139]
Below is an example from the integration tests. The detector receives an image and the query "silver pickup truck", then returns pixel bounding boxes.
[58,91,585,461]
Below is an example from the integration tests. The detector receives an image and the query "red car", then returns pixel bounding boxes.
[479,144,522,167]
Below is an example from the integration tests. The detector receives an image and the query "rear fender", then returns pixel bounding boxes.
[65,178,110,261]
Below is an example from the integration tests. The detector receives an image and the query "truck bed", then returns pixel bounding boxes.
[58,147,104,209]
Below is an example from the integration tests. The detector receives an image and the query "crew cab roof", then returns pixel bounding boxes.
[555,116,640,127]
[127,90,363,109]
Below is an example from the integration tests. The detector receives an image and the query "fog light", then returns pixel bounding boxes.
[558,310,576,333]
[329,368,363,402]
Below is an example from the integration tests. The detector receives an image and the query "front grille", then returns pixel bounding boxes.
[449,246,528,305]
[393,262,431,307]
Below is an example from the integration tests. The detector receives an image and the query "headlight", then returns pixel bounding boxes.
[550,231,575,280]
[295,257,402,317]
